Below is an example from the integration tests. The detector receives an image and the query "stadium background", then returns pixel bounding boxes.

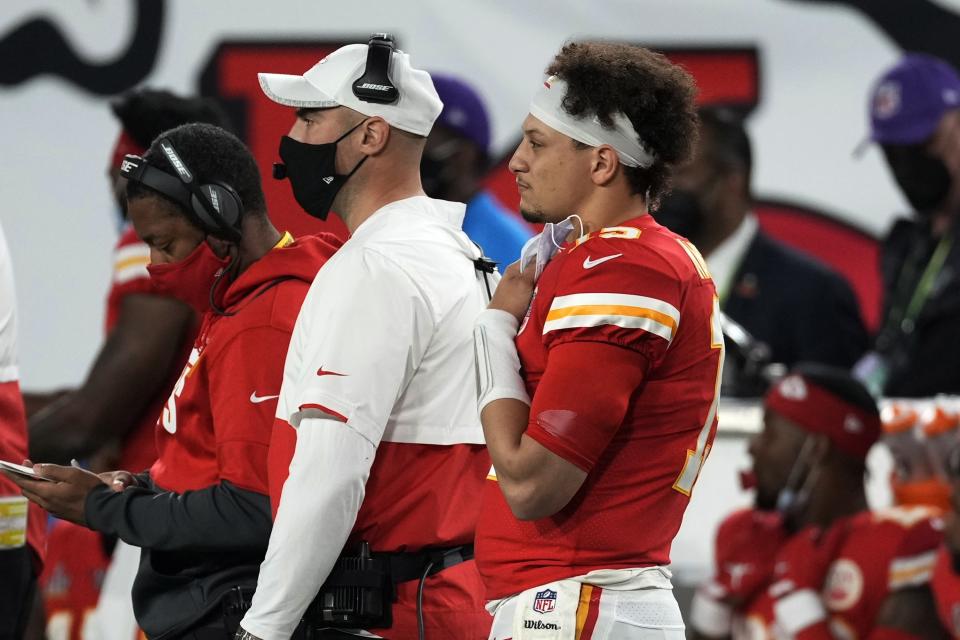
[2,0,954,590]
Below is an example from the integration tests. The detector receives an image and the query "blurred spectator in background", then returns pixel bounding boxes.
[27,88,231,470]
[745,365,940,638]
[423,74,533,267]
[855,53,960,398]
[0,221,47,640]
[655,107,868,372]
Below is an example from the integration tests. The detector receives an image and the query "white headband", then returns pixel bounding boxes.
[529,76,656,169]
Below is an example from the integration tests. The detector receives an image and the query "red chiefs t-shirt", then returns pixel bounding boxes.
[476,214,724,599]
[106,226,194,473]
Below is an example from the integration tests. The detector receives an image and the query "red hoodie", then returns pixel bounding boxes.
[150,233,340,495]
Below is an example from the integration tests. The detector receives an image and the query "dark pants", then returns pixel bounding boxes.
[0,547,37,640]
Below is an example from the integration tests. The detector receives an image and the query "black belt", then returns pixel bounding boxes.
[384,544,475,584]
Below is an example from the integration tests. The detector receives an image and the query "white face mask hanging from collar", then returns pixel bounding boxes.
[519,215,584,282]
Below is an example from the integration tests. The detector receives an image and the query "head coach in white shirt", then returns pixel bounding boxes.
[236,35,495,640]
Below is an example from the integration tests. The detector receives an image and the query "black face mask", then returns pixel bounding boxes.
[883,144,952,217]
[653,189,707,244]
[275,120,367,220]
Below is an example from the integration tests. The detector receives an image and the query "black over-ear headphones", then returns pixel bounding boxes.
[352,33,399,104]
[119,139,244,242]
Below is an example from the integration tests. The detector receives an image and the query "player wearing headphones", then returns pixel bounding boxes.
[3,123,340,639]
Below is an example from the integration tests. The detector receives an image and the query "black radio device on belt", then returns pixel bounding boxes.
[305,542,393,629]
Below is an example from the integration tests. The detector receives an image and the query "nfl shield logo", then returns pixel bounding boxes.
[533,589,557,614]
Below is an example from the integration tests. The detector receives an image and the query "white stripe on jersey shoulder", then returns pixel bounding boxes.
[543,292,680,342]
[114,261,150,285]
[113,242,151,285]
[543,313,674,341]
[115,242,150,264]
[888,549,937,589]
[548,292,680,323]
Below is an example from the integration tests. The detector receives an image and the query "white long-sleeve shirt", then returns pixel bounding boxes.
[241,196,491,639]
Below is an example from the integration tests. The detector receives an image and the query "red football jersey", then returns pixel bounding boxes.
[822,507,941,638]
[713,509,788,606]
[476,214,724,599]
[39,520,110,640]
[745,507,942,639]
[106,226,194,473]
[932,545,960,638]
[151,234,337,495]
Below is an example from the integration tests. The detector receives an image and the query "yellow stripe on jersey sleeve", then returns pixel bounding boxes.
[543,293,680,343]
[113,243,151,285]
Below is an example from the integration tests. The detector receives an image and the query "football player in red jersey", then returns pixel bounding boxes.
[472,42,718,638]
[743,365,944,640]
[3,123,340,639]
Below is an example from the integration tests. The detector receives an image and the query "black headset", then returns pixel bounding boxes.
[119,139,244,241]
[352,33,399,104]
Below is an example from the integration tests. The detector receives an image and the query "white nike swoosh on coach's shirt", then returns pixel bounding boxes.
[582,253,623,269]
[249,392,280,404]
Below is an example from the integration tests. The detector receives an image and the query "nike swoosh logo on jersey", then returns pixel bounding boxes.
[582,253,623,269]
[317,366,347,377]
[249,392,279,404]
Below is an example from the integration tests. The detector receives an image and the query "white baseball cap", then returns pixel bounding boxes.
[258,42,443,137]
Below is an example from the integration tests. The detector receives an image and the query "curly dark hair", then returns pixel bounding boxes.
[546,41,699,205]
[110,88,233,149]
[126,122,267,222]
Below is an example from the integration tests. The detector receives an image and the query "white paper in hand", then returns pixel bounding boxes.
[0,460,54,482]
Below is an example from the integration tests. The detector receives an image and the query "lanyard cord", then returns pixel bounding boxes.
[884,229,954,336]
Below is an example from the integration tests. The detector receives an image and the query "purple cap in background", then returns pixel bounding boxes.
[430,74,491,153]
[869,53,960,145]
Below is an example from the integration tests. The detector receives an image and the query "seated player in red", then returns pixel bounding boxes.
[746,365,943,640]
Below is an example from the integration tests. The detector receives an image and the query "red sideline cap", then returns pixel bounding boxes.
[765,374,880,460]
